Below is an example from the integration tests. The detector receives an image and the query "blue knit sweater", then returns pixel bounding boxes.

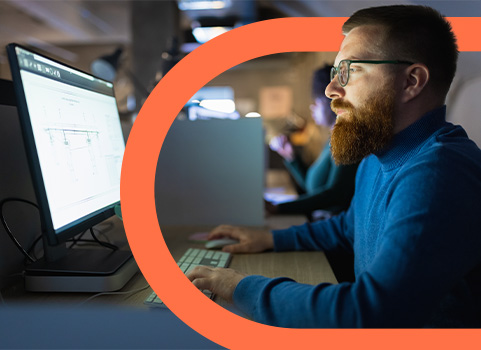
[233,106,481,328]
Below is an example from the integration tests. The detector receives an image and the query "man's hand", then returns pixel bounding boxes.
[269,134,295,161]
[209,225,274,253]
[186,266,247,302]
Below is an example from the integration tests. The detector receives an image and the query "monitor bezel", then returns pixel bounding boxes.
[6,43,122,247]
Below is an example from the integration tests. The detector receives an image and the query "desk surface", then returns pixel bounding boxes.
[2,215,338,310]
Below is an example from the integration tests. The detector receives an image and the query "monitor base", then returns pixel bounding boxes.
[24,249,138,292]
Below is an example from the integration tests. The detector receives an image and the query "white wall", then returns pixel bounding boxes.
[447,52,481,147]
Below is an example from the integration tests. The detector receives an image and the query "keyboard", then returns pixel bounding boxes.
[144,248,232,308]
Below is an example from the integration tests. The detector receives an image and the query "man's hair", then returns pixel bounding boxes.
[343,5,458,97]
[312,65,331,99]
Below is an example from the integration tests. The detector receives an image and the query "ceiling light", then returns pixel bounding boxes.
[199,99,236,114]
[178,0,232,11]
[192,26,232,44]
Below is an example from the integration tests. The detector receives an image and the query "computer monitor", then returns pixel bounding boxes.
[6,43,137,292]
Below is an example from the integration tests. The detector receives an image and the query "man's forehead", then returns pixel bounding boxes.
[334,25,385,65]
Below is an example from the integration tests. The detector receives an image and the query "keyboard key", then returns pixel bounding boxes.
[180,263,190,272]
[144,248,231,309]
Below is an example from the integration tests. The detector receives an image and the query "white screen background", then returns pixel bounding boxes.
[20,70,125,230]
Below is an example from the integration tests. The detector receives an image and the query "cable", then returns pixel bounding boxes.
[67,229,88,249]
[0,198,38,263]
[69,227,117,250]
[26,234,43,262]
[88,225,113,244]
[95,220,115,234]
[89,228,118,251]
[1,197,119,263]
[94,226,113,244]
[77,284,150,306]
[67,239,115,248]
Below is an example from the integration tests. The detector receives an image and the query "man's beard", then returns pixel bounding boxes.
[330,89,395,165]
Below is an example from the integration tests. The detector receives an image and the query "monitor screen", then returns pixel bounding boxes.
[7,44,125,246]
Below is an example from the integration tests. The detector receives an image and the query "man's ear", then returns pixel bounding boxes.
[401,63,430,103]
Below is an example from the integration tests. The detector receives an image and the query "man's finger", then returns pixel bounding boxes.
[208,225,232,238]
[208,225,240,240]
[186,265,212,281]
[208,231,229,240]
[222,242,250,253]
[191,277,211,291]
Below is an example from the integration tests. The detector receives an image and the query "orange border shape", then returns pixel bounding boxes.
[121,17,481,350]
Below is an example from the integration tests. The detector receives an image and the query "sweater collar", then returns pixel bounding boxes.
[375,105,447,171]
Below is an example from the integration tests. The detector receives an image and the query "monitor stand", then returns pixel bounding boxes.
[24,245,138,292]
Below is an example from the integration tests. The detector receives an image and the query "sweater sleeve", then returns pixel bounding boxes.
[272,206,354,253]
[233,147,481,328]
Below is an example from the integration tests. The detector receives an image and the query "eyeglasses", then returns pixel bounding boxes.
[330,59,414,87]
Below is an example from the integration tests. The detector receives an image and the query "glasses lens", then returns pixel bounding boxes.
[330,67,337,82]
[339,60,348,86]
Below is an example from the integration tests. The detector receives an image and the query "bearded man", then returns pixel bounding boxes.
[187,5,481,327]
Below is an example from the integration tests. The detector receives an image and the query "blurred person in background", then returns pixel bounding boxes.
[266,66,358,219]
